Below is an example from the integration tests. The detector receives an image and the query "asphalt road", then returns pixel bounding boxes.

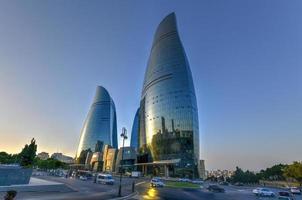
[1,177,301,200]
[0,176,137,200]
[131,181,302,200]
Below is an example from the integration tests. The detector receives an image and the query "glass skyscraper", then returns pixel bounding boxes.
[138,13,200,176]
[77,86,117,158]
[130,108,140,149]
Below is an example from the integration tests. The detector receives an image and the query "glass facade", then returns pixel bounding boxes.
[130,108,140,149]
[76,86,117,158]
[138,13,200,176]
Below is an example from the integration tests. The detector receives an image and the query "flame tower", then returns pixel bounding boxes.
[138,13,200,177]
[77,86,117,157]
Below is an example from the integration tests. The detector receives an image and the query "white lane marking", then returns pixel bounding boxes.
[135,181,146,186]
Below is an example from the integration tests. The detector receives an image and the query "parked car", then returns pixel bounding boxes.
[125,171,132,177]
[278,191,294,200]
[191,179,204,184]
[290,187,301,195]
[79,176,88,181]
[234,182,244,186]
[150,178,165,187]
[253,188,275,197]
[219,181,229,186]
[178,178,191,182]
[207,185,225,193]
[96,174,114,185]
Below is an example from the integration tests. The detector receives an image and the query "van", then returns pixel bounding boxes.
[96,174,114,185]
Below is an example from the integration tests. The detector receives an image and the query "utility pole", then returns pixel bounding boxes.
[118,127,127,197]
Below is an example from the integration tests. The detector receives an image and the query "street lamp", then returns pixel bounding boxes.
[118,127,128,197]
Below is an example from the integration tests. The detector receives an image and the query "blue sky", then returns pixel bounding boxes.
[0,0,301,170]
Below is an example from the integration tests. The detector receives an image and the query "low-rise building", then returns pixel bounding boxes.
[198,160,206,179]
[37,152,49,160]
[103,145,117,172]
[51,153,74,164]
[115,146,136,173]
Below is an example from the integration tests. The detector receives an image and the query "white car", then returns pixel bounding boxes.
[192,179,204,184]
[290,187,301,194]
[96,174,114,185]
[150,178,165,187]
[253,188,275,197]
[178,178,191,182]
[79,176,88,181]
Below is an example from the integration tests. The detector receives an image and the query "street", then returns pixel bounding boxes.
[0,176,137,200]
[131,181,302,200]
[1,176,301,200]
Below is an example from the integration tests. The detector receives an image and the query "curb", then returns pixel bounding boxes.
[109,191,138,200]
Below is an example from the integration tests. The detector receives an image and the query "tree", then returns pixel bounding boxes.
[258,164,287,181]
[35,158,68,170]
[284,162,302,186]
[0,152,19,164]
[230,167,259,184]
[231,167,245,183]
[19,138,37,167]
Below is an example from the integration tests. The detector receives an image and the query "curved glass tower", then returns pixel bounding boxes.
[139,13,199,176]
[77,86,117,157]
[130,108,140,149]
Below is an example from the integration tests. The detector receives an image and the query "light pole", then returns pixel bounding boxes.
[118,127,127,197]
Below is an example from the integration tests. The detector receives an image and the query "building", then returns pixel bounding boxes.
[198,160,206,180]
[51,153,74,164]
[76,86,118,162]
[115,147,137,173]
[37,152,49,160]
[130,108,140,150]
[90,152,103,172]
[138,13,200,178]
[207,169,234,179]
[102,145,117,172]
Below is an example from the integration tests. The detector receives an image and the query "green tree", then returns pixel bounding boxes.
[231,167,259,184]
[284,162,302,186]
[19,138,37,167]
[35,158,68,170]
[258,164,287,181]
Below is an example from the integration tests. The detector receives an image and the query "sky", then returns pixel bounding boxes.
[0,0,301,171]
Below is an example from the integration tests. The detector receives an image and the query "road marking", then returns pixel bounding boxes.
[135,181,146,186]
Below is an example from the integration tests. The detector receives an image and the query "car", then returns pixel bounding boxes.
[79,176,88,181]
[96,174,114,185]
[219,181,229,186]
[278,191,294,200]
[150,178,165,187]
[234,182,244,186]
[207,185,225,193]
[290,187,301,195]
[253,188,275,197]
[178,178,191,182]
[153,177,162,181]
[125,171,132,177]
[191,179,204,184]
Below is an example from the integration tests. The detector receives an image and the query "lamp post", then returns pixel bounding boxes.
[118,127,127,197]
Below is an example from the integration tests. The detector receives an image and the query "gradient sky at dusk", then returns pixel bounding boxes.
[0,0,301,171]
